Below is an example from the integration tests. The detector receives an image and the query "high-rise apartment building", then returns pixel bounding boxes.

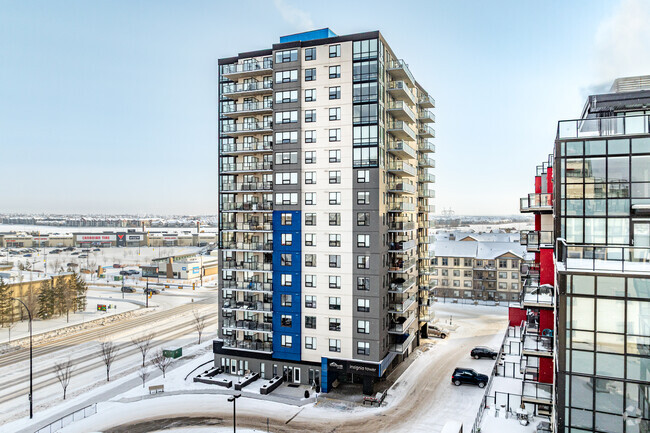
[214,29,435,395]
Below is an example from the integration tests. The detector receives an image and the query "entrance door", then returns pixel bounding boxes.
[293,367,301,383]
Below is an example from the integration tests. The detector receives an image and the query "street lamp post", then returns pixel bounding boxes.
[12,297,33,419]
[228,393,241,433]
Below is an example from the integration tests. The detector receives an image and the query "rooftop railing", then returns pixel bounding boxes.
[556,238,650,274]
[557,114,650,139]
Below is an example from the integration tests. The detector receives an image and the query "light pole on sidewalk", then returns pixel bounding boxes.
[228,393,241,433]
[12,297,33,419]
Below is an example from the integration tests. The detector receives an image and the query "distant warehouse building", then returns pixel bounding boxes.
[142,252,218,280]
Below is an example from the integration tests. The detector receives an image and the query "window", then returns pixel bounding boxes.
[329,234,341,247]
[305,316,316,329]
[329,212,341,226]
[305,295,316,308]
[281,314,292,327]
[499,259,508,268]
[329,149,341,163]
[353,125,378,146]
[329,65,341,78]
[305,68,316,81]
[453,280,460,287]
[352,59,378,80]
[353,146,378,167]
[275,110,298,124]
[357,234,370,248]
[464,259,472,267]
[329,86,341,100]
[329,44,340,58]
[357,320,370,334]
[276,49,297,63]
[329,339,341,352]
[305,274,316,287]
[305,336,316,349]
[329,318,341,331]
[357,191,370,205]
[357,255,370,269]
[453,258,460,266]
[305,192,316,205]
[464,281,472,288]
[274,191,297,204]
[276,131,297,144]
[305,151,316,164]
[353,82,378,103]
[329,255,341,268]
[305,233,315,246]
[352,39,378,60]
[357,341,370,356]
[275,151,298,164]
[281,335,292,348]
[357,298,370,312]
[328,297,341,310]
[275,172,298,185]
[304,89,316,102]
[498,282,507,290]
[281,213,292,225]
[305,110,316,122]
[329,170,341,184]
[357,277,370,291]
[499,272,507,279]
[357,170,369,183]
[328,129,341,144]
[275,90,298,103]
[305,130,316,143]
[305,171,316,184]
[281,233,293,246]
[305,213,316,225]
[329,108,341,121]
[304,47,316,61]
[357,212,369,226]
[281,254,292,266]
[329,192,341,205]
[329,275,341,289]
[275,70,297,83]
[511,283,519,290]
[281,276,292,288]
[305,255,316,268]
[353,104,378,124]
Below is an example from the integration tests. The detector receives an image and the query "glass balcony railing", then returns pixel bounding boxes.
[221,201,273,212]
[387,59,415,86]
[222,319,272,332]
[418,156,435,168]
[418,188,435,198]
[418,173,435,183]
[222,81,273,95]
[389,332,416,354]
[418,140,435,153]
[418,110,435,123]
[520,193,552,212]
[222,299,272,312]
[557,114,650,139]
[389,258,417,273]
[388,221,417,231]
[223,339,272,353]
[387,201,416,212]
[520,230,554,250]
[388,313,416,334]
[387,161,417,177]
[388,239,417,251]
[222,100,273,115]
[221,181,273,192]
[221,121,273,134]
[418,204,435,213]
[387,100,416,122]
[387,140,417,159]
[521,281,554,307]
[221,140,273,153]
[418,125,435,138]
[523,334,554,356]
[221,162,273,173]
[522,381,552,403]
[219,241,273,251]
[221,261,272,272]
[418,94,435,108]
[220,221,272,231]
[388,277,417,293]
[387,121,417,141]
[221,280,273,292]
[388,182,417,194]
[221,59,273,75]
[387,81,417,105]
[388,295,417,313]
[556,239,650,274]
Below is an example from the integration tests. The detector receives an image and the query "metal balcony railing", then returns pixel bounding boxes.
[220,222,272,231]
[223,339,272,352]
[557,114,650,139]
[222,80,273,95]
[222,100,273,115]
[221,59,273,75]
[221,261,272,272]
[222,299,272,312]
[556,238,650,274]
[221,181,273,192]
[221,140,273,153]
[520,193,552,212]
[221,280,273,292]
[220,201,273,211]
[221,121,273,134]
[221,162,273,173]
[387,221,416,231]
[222,319,272,332]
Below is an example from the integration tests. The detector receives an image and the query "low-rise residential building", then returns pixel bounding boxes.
[142,252,218,280]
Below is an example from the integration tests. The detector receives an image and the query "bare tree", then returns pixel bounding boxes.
[99,340,119,382]
[192,309,206,344]
[151,349,173,378]
[54,359,74,399]
[132,332,155,367]
[138,367,149,388]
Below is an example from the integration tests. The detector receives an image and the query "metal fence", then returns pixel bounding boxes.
[35,403,97,433]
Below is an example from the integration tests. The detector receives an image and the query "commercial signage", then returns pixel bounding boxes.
[78,235,116,242]
[327,359,379,376]
[97,304,107,311]
[163,236,177,240]
[127,235,144,241]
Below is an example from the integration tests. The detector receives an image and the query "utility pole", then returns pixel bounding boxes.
[12,298,33,419]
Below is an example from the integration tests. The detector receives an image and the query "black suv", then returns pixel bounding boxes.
[471,346,498,360]
[452,368,489,388]
[121,286,136,293]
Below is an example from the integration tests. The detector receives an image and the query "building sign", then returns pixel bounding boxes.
[78,235,116,242]
[163,236,177,240]
[97,304,107,311]
[327,359,379,376]
[127,235,144,241]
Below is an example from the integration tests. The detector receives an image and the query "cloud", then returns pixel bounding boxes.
[273,0,314,31]
[594,0,650,83]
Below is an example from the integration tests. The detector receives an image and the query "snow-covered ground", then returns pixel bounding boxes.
[0,223,218,234]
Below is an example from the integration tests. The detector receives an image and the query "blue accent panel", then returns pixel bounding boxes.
[280,28,337,43]
[321,358,329,393]
[272,211,301,362]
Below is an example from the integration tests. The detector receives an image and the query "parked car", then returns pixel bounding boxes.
[144,288,160,295]
[121,286,136,293]
[78,254,88,258]
[82,249,90,252]
[119,270,129,276]
[427,324,448,339]
[452,368,489,388]
[127,269,139,275]
[471,346,499,360]
[71,252,79,256]
[93,248,101,251]
[113,264,122,268]
[23,254,32,257]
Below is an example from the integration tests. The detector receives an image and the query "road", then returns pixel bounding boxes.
[61,303,508,433]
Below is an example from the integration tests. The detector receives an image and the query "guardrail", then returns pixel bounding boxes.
[556,238,650,274]
[35,403,97,433]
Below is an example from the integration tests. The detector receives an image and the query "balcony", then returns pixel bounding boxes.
[418,188,435,198]
[223,338,272,353]
[387,121,417,141]
[521,282,554,308]
[418,204,435,213]
[222,319,272,333]
[418,173,435,183]
[389,239,417,252]
[556,239,650,274]
[221,121,273,136]
[221,280,273,293]
[418,140,435,153]
[557,114,650,139]
[419,220,435,228]
[387,101,416,123]
[418,156,435,168]
[418,94,435,108]
[387,161,417,177]
[388,81,417,105]
[221,140,273,154]
[522,334,554,357]
[520,230,554,251]
[388,277,417,293]
[520,193,552,213]
[388,221,417,232]
[222,299,272,312]
[418,235,434,245]
[387,201,416,212]
[419,249,435,259]
[388,295,417,313]
[222,100,273,118]
[220,221,272,231]
[418,110,435,123]
[219,241,273,251]
[220,201,273,212]
[388,182,416,195]
[387,60,415,87]
[221,181,273,192]
[222,80,272,98]
[221,161,273,173]
[522,381,553,405]
[221,59,273,80]
[389,331,416,354]
[222,260,273,272]
[387,141,417,159]
[388,313,416,334]
[389,258,417,273]
[418,125,435,138]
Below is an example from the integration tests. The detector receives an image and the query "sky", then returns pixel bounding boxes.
[1,0,649,216]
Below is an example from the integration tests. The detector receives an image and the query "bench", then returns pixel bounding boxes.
[362,391,386,406]
[149,385,164,394]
